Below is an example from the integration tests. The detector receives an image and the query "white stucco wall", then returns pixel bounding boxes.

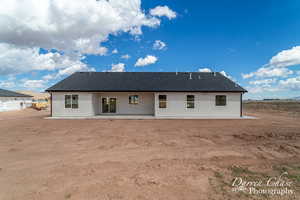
[0,97,32,112]
[154,92,241,117]
[51,92,155,116]
[51,92,242,117]
[95,92,154,115]
[51,92,95,117]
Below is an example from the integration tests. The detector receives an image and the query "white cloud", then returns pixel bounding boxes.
[246,75,300,95]
[23,79,47,89]
[242,46,300,79]
[121,54,130,59]
[269,46,300,68]
[0,43,57,75]
[249,78,277,86]
[42,74,55,81]
[197,68,234,80]
[109,63,125,72]
[56,64,95,77]
[246,79,281,94]
[242,73,253,79]
[279,76,300,90]
[198,68,212,72]
[0,81,15,88]
[153,40,166,50]
[246,86,281,94]
[220,70,233,80]
[243,46,300,95]
[0,0,161,55]
[135,55,158,67]
[242,67,293,79]
[246,76,300,94]
[112,49,118,54]
[150,6,177,20]
[129,27,143,35]
[0,43,95,76]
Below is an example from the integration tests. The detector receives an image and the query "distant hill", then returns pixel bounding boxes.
[244,97,300,102]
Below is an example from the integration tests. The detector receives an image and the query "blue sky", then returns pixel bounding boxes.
[0,0,300,99]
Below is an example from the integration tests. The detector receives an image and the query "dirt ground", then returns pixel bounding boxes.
[0,105,299,200]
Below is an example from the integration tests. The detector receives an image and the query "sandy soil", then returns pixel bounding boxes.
[0,108,299,200]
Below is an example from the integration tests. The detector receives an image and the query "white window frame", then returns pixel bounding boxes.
[65,94,79,109]
[186,94,195,109]
[129,95,139,105]
[158,94,167,108]
[215,95,226,106]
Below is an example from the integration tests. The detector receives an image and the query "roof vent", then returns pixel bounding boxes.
[213,72,216,77]
[189,73,192,80]
[198,75,201,79]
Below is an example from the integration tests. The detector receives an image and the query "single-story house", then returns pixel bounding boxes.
[17,90,51,110]
[0,89,33,112]
[46,72,247,118]
[17,90,50,102]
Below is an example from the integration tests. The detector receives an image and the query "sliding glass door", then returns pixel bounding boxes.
[102,97,116,113]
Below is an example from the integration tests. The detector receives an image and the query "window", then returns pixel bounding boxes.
[159,95,167,108]
[72,95,78,108]
[186,95,195,108]
[65,95,71,108]
[216,95,226,106]
[129,95,139,104]
[65,94,78,109]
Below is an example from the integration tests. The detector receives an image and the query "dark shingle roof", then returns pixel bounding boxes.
[46,72,247,93]
[0,89,33,97]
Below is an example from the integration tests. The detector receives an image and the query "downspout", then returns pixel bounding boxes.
[240,93,243,117]
[50,93,52,117]
[154,93,156,117]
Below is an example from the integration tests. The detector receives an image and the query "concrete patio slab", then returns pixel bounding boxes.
[45,115,257,120]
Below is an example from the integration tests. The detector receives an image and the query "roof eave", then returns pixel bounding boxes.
[46,90,246,93]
